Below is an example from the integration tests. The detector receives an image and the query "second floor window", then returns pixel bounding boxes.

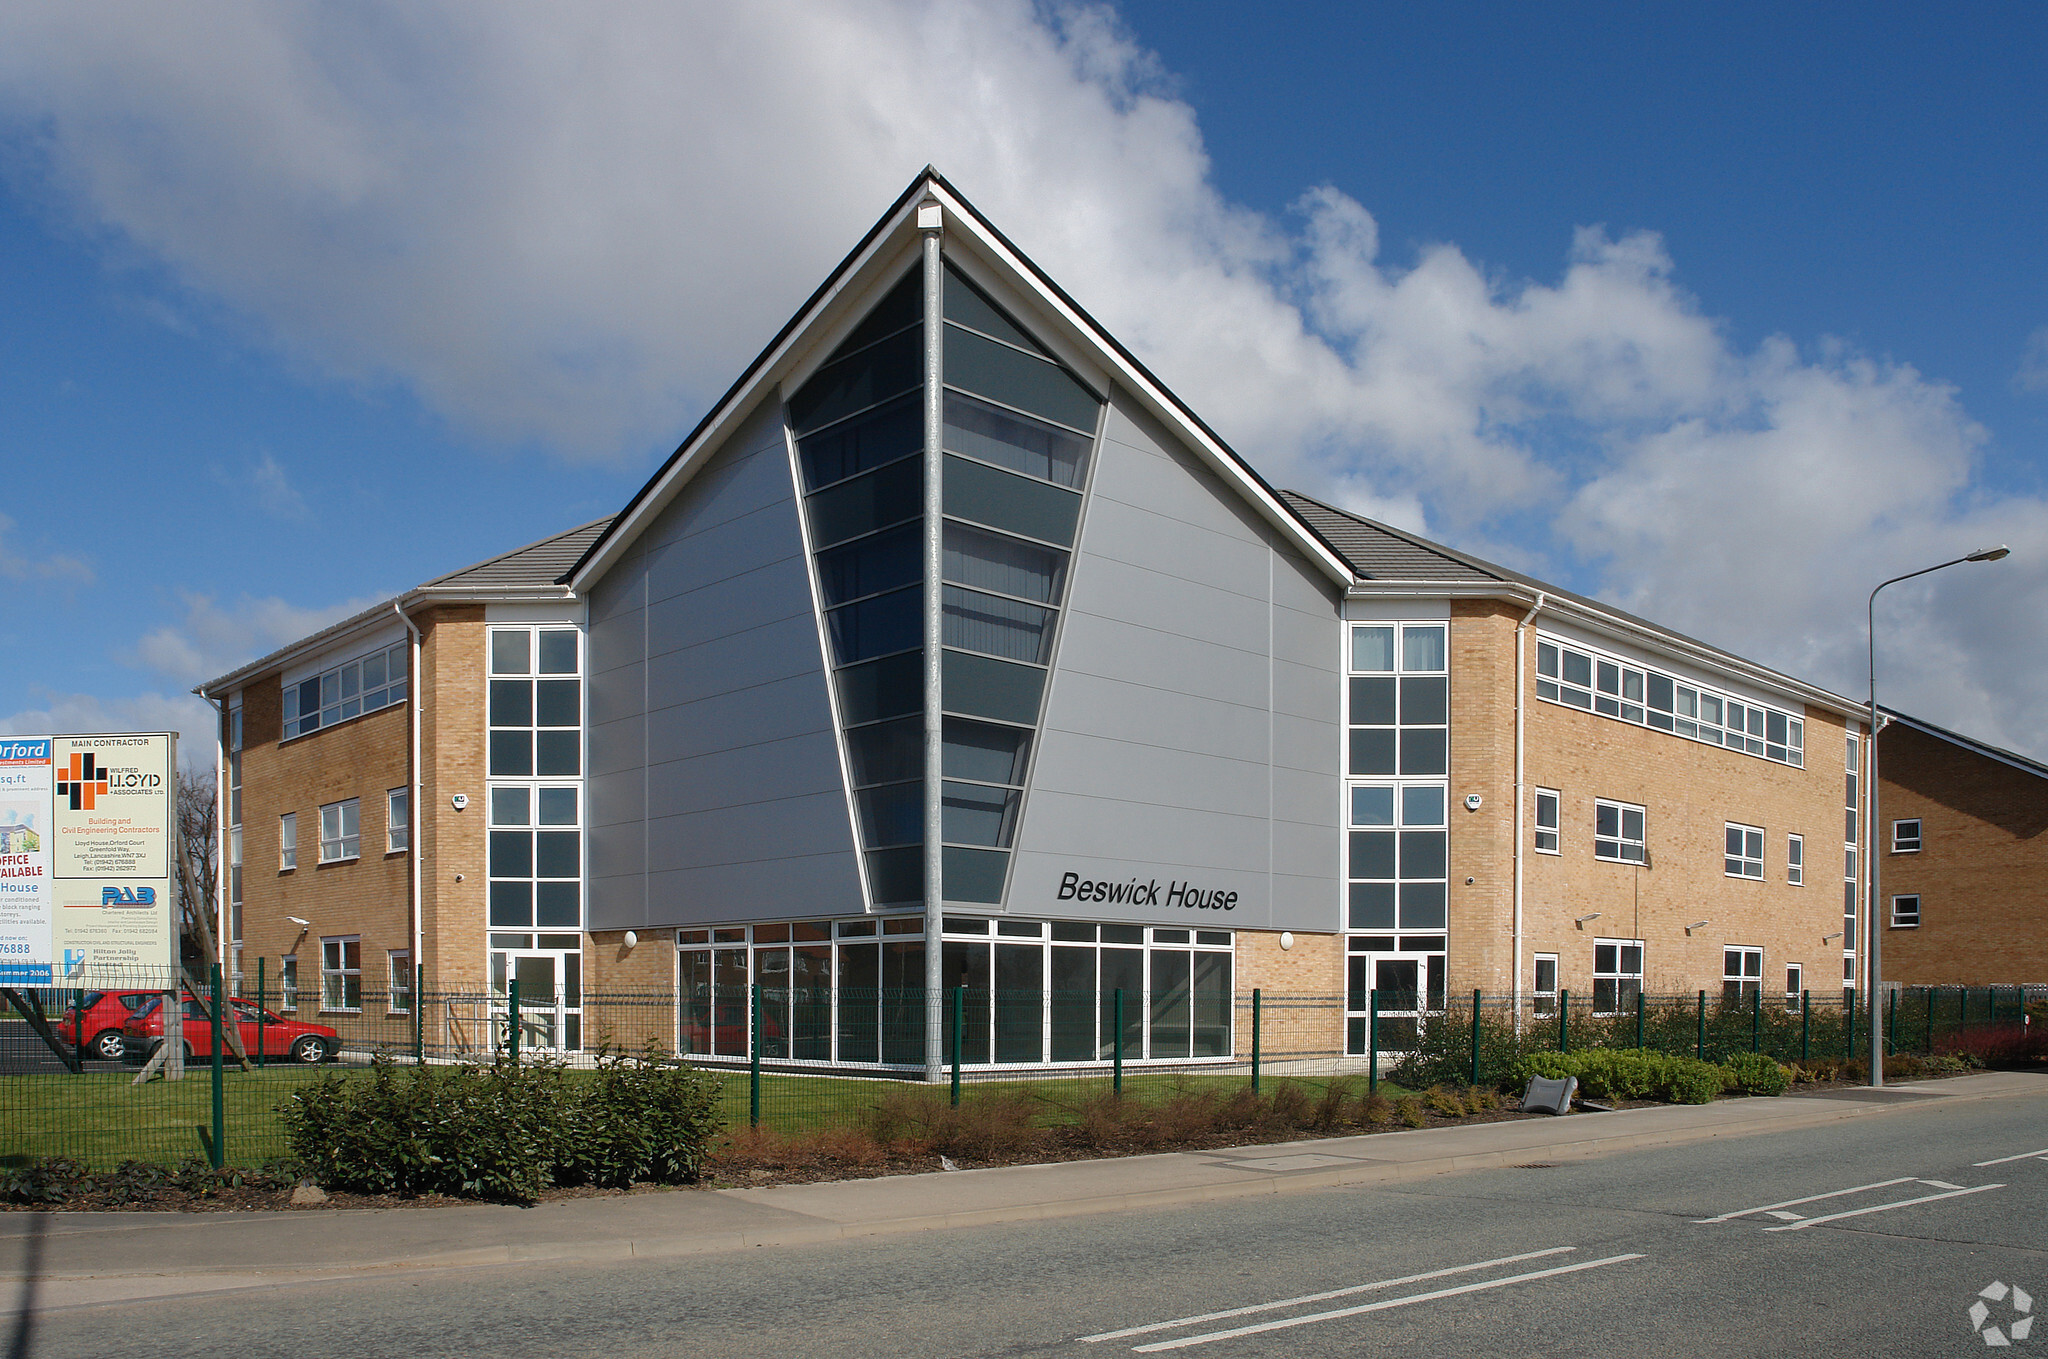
[279,812,297,870]
[1534,788,1560,853]
[1594,799,1646,864]
[388,788,409,853]
[1725,823,1764,879]
[319,799,359,863]
[1892,818,1922,853]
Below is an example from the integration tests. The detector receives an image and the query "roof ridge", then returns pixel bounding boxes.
[418,513,615,588]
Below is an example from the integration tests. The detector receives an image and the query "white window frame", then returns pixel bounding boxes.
[1786,832,1803,885]
[1532,952,1559,1016]
[1591,938,1644,1015]
[1786,963,1804,1010]
[1534,788,1560,854]
[279,812,297,871]
[1594,799,1646,864]
[279,955,299,1012]
[319,798,360,863]
[1891,894,1921,929]
[388,949,412,1015]
[1724,822,1765,879]
[1534,633,1804,767]
[1723,945,1763,1002]
[283,640,410,740]
[387,787,409,854]
[321,936,362,1011]
[1891,818,1922,853]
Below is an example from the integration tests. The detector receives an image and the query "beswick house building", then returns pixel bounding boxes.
[199,170,1879,1073]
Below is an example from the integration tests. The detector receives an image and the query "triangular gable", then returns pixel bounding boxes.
[564,168,1355,592]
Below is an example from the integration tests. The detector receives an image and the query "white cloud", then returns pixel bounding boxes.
[131,590,385,687]
[2018,326,2048,393]
[0,1,2041,757]
[0,689,216,771]
[249,451,309,519]
[0,511,94,587]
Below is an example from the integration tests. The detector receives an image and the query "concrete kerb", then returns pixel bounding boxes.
[7,1071,2040,1314]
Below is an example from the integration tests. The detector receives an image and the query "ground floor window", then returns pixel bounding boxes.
[279,955,298,1010]
[1592,938,1643,1014]
[1722,945,1762,1004]
[1344,932,1447,1053]
[1533,953,1559,1016]
[1786,963,1803,1009]
[674,917,1235,1067]
[388,949,412,1015]
[320,937,361,1011]
[1891,894,1921,928]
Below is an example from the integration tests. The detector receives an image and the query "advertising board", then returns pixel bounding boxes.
[0,737,53,984]
[50,734,176,981]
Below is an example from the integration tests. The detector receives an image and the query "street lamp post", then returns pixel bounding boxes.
[1866,545,2009,1086]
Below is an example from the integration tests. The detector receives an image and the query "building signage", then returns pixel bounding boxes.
[1057,871,1238,911]
[0,738,53,984]
[0,734,176,984]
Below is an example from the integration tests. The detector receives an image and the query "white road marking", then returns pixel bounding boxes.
[1763,1182,2004,1232]
[1974,1148,2048,1167]
[1693,1176,1919,1224]
[1764,1210,1805,1221]
[1077,1248,1574,1343]
[1126,1255,1646,1353]
[1923,1180,1964,1190]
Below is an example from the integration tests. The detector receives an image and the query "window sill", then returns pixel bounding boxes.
[316,854,360,867]
[319,1007,363,1015]
[1890,848,1922,855]
[1889,922,1920,930]
[386,847,409,858]
[1533,847,1560,857]
[279,866,295,874]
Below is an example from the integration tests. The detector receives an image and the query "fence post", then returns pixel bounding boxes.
[508,978,520,1066]
[1887,987,1898,1056]
[1696,990,1706,1062]
[1924,986,1935,1056]
[749,983,762,1129]
[1368,990,1379,1095]
[209,962,225,1170]
[1847,993,1856,1060]
[1801,991,1811,1063]
[1113,988,1124,1098]
[1635,989,1645,1050]
[1558,990,1569,1054]
[414,962,425,1066]
[1752,985,1761,1054]
[1470,989,1482,1086]
[254,957,266,1068]
[950,986,963,1108]
[1251,988,1262,1095]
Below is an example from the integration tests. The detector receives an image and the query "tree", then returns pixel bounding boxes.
[176,765,219,961]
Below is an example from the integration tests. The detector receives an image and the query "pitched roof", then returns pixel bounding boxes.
[1279,491,1502,583]
[1880,707,2048,781]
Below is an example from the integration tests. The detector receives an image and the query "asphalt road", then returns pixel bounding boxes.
[13,1090,2048,1359]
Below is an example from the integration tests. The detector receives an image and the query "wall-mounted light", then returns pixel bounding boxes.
[622,931,639,950]
[1823,931,1844,943]
[285,916,310,928]
[1686,920,1711,936]
[1574,913,1602,929]
[1279,932,1295,951]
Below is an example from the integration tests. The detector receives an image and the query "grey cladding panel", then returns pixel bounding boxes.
[647,854,868,928]
[644,613,831,711]
[645,672,836,763]
[1075,493,1270,598]
[1037,689,1269,768]
[1065,552,1271,655]
[644,559,813,657]
[1051,613,1271,712]
[644,504,811,612]
[646,730,846,820]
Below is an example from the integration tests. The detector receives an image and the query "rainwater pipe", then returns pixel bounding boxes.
[1512,591,1546,1029]
[395,602,424,994]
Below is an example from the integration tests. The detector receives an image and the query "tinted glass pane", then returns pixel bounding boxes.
[1399,882,1447,929]
[855,783,924,849]
[944,326,1100,434]
[489,680,532,728]
[942,781,1017,846]
[489,830,532,878]
[1399,728,1448,775]
[943,718,1031,785]
[537,631,577,675]
[807,459,921,550]
[1399,830,1447,879]
[943,264,1044,355]
[1351,625,1395,672]
[1402,785,1446,827]
[536,787,577,826]
[798,394,921,491]
[1348,881,1396,930]
[943,521,1066,602]
[941,389,1091,487]
[826,271,922,364]
[942,585,1053,663]
[1150,949,1192,1058]
[534,831,579,878]
[818,522,921,606]
[535,881,579,927]
[535,679,580,727]
[944,846,1009,904]
[490,786,530,826]
[1349,830,1396,879]
[490,630,530,676]
[488,881,532,927]
[865,847,923,905]
[1400,676,1448,726]
[1402,626,1446,672]
[846,716,923,787]
[1349,676,1396,725]
[943,455,1081,545]
[942,649,1044,725]
[828,585,922,664]
[1647,673,1674,712]
[535,731,580,776]
[788,324,922,436]
[489,731,532,777]
[1350,785,1395,826]
[1349,728,1396,775]
[836,651,924,724]
[1562,650,1592,687]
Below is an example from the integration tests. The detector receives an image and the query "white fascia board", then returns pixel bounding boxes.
[921,181,1355,590]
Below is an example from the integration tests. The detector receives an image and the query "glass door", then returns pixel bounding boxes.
[1346,949,1444,1054]
[489,949,582,1052]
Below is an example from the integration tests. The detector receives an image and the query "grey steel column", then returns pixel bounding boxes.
[920,203,946,1081]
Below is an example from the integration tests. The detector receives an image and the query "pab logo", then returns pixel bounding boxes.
[55,754,111,811]
[100,886,156,907]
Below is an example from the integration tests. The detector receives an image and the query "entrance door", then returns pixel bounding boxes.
[489,950,581,1052]
[1346,949,1444,1054]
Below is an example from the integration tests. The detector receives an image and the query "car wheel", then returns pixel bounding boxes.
[91,1029,126,1061]
[291,1035,329,1064]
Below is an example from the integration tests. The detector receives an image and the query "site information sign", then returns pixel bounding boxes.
[0,738,53,984]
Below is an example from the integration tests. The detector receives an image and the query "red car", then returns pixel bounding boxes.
[56,989,166,1062]
[122,994,339,1065]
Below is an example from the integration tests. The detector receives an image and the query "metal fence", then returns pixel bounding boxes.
[4,968,2041,1171]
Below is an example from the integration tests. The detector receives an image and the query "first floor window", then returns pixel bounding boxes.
[388,950,412,1014]
[1891,894,1921,928]
[1786,963,1804,1009]
[1787,833,1803,885]
[1592,939,1643,1013]
[1892,818,1922,853]
[1533,953,1559,1016]
[280,812,297,870]
[1725,823,1764,879]
[1594,799,1646,863]
[319,798,360,862]
[321,937,361,1010]
[388,787,410,853]
[1534,788,1560,853]
[1723,946,1763,1003]
[279,955,299,1011]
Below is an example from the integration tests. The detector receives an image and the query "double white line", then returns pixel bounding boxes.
[1079,1247,1644,1352]
[1693,1176,2003,1232]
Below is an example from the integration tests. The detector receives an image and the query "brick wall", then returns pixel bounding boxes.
[418,605,489,995]
[1234,928,1342,1060]
[1874,722,2048,985]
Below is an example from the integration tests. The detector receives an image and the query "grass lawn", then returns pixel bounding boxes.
[4,1062,1397,1170]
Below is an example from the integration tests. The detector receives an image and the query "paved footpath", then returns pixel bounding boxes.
[5,1071,2040,1314]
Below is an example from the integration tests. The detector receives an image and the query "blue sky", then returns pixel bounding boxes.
[1,1,2043,761]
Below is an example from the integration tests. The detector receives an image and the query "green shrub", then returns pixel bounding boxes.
[1507,1049,1734,1105]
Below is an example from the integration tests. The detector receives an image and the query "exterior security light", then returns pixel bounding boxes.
[1686,920,1711,935]
[1823,931,1844,943]
[1574,913,1602,928]
[285,916,310,928]
[622,930,639,950]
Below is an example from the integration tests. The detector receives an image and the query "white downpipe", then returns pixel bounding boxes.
[1512,592,1546,1029]
[396,603,424,999]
